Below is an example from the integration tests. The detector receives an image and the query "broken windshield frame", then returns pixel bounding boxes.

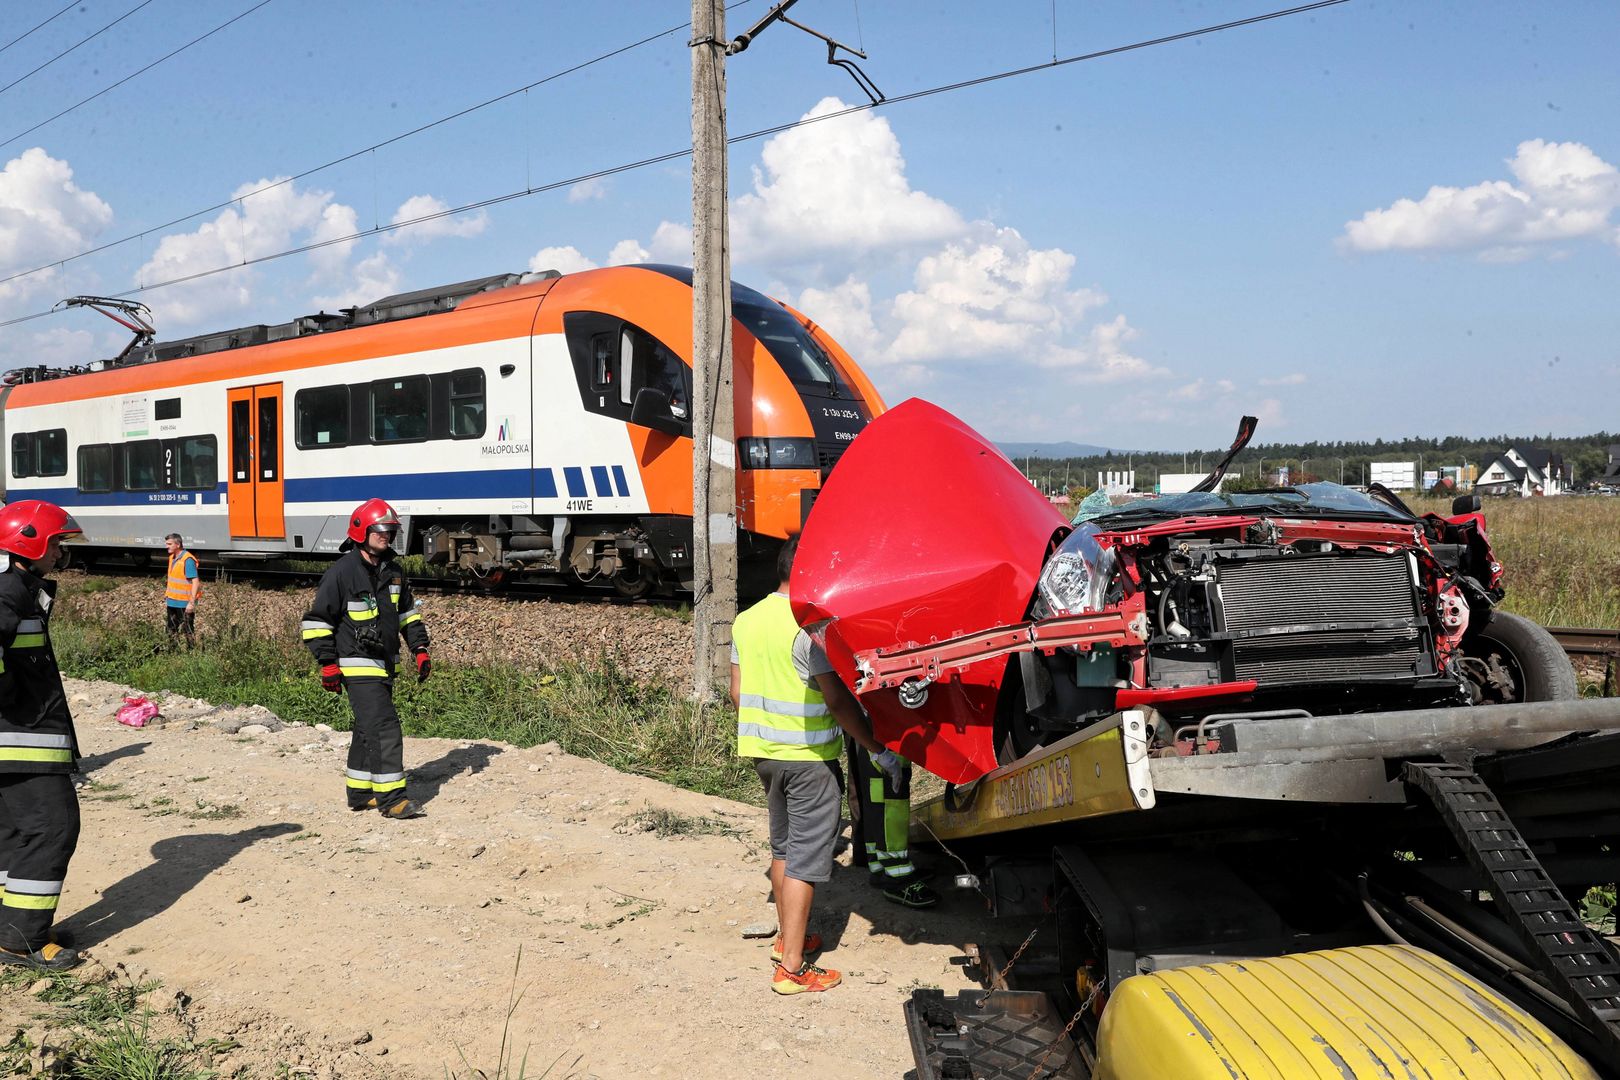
[1077,482,1419,526]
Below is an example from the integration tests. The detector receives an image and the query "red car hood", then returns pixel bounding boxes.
[790,398,1069,782]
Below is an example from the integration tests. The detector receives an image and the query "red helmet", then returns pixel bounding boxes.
[346,498,402,546]
[0,500,83,562]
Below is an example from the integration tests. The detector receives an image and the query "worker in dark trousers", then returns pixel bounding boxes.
[850,745,940,908]
[301,499,431,820]
[0,501,86,969]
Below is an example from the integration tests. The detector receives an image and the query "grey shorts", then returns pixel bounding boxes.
[754,758,842,884]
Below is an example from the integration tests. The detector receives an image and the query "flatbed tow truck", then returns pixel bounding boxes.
[902,697,1620,1079]
[783,399,1620,1078]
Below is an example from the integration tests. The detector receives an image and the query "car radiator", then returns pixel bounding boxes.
[1215,553,1432,684]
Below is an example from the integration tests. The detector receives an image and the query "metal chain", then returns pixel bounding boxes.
[1025,983,1102,1080]
[976,926,1039,1006]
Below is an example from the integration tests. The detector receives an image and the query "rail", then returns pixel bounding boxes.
[1549,626,1620,696]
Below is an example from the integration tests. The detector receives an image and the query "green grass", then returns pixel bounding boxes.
[1412,496,1620,629]
[0,966,212,1080]
[52,608,758,805]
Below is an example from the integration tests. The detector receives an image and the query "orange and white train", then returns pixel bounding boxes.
[0,265,886,595]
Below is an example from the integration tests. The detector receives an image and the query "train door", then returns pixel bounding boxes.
[226,383,285,538]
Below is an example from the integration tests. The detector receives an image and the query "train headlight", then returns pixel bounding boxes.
[737,437,816,470]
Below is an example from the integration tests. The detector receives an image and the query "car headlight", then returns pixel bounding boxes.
[1034,524,1115,618]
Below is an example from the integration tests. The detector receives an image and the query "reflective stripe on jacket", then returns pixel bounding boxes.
[166,550,198,604]
[732,592,839,762]
[300,548,429,678]
[0,566,77,775]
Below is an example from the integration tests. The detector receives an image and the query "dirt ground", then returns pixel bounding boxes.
[39,677,1002,1079]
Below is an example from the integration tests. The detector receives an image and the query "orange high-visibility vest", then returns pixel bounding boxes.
[166,550,198,604]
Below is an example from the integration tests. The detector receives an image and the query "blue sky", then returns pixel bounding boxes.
[1,0,1616,449]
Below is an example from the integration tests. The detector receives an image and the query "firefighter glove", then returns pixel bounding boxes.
[872,748,906,788]
[320,663,341,693]
[415,650,431,683]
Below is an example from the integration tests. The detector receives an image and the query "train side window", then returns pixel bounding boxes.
[177,435,218,490]
[627,328,691,422]
[618,329,634,407]
[563,310,689,432]
[449,368,486,438]
[258,395,278,481]
[231,398,252,482]
[592,335,616,391]
[295,386,349,448]
[371,375,429,443]
[35,429,67,477]
[122,440,162,491]
[77,445,113,493]
[10,433,29,478]
[564,311,629,421]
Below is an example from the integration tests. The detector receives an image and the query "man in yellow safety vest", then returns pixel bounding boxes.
[162,533,199,649]
[730,536,905,995]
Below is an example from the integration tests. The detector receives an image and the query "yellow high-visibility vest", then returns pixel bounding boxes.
[733,593,840,761]
[166,550,198,604]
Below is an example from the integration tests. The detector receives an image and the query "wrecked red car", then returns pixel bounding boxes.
[791,399,1576,783]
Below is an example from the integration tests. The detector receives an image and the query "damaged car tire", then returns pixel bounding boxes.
[1464,612,1578,704]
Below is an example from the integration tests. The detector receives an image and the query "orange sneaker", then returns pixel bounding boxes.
[772,960,841,995]
[770,932,823,964]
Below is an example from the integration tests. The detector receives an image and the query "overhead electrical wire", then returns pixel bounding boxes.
[0,0,1350,334]
[0,0,161,97]
[0,0,82,57]
[0,0,276,154]
[0,2,755,294]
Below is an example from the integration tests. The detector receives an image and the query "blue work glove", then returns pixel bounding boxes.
[872,748,906,789]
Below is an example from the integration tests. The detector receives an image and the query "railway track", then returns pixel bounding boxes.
[1549,625,1620,696]
[64,554,658,607]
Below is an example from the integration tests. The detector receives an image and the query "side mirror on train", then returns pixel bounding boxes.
[630,387,684,436]
[1451,493,1482,515]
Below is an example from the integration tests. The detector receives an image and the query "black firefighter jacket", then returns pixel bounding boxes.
[0,563,77,775]
[301,549,429,680]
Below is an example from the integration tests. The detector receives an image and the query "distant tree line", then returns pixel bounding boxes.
[1015,431,1618,495]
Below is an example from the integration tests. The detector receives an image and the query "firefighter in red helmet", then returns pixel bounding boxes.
[0,500,85,969]
[300,499,432,819]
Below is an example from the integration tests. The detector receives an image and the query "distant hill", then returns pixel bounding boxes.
[997,440,1116,459]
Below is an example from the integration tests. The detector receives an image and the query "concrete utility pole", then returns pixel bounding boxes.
[691,0,736,698]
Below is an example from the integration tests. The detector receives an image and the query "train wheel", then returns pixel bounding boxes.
[611,563,658,600]
[131,551,153,569]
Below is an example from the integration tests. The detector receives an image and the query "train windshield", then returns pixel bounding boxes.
[640,265,850,395]
[730,286,843,393]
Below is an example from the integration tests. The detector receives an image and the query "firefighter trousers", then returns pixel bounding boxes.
[0,773,80,953]
[343,677,408,811]
[850,746,915,884]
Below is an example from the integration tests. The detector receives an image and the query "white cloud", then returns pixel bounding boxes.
[732,97,964,263]
[0,148,113,302]
[385,194,487,245]
[312,252,400,311]
[1342,139,1620,259]
[1171,377,1237,401]
[567,178,608,203]
[1259,372,1307,386]
[607,238,650,265]
[135,176,343,324]
[528,245,597,275]
[647,221,690,263]
[571,98,1163,422]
